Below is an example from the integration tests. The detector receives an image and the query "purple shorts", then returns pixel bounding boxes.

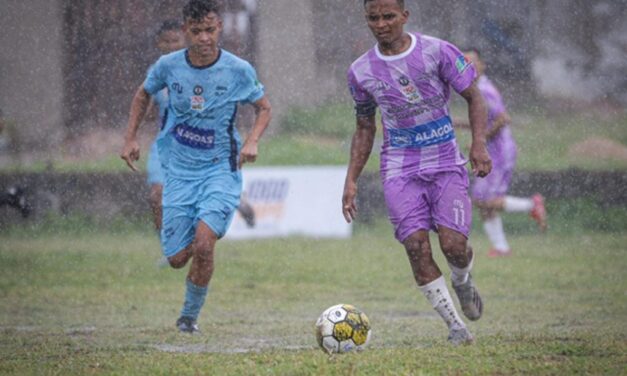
[472,142,517,201]
[383,165,472,243]
[471,165,513,201]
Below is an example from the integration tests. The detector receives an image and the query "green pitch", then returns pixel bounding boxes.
[0,221,625,375]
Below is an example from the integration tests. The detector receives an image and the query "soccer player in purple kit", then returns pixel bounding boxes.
[455,49,547,258]
[342,0,492,345]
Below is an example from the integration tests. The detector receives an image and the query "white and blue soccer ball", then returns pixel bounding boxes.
[315,304,371,354]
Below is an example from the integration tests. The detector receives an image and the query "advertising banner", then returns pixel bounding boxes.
[226,166,352,239]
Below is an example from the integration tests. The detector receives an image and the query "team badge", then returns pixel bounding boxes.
[193,85,204,95]
[398,75,410,86]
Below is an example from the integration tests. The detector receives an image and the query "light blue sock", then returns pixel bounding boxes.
[180,278,208,321]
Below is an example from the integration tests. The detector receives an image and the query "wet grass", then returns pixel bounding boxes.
[0,219,625,374]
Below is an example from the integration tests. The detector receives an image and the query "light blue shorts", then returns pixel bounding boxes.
[160,166,242,258]
[146,141,165,185]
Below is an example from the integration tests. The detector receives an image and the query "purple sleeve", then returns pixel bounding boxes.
[438,40,477,94]
[483,83,507,119]
[347,68,376,117]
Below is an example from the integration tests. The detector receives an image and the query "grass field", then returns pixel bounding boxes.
[1,215,626,375]
[1,104,625,173]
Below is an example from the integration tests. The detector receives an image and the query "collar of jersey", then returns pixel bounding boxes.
[185,49,222,70]
[375,32,417,61]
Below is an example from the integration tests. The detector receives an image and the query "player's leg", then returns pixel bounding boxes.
[476,204,512,257]
[472,163,514,256]
[432,167,483,323]
[161,178,195,270]
[176,221,217,333]
[147,141,168,265]
[385,175,471,345]
[237,196,256,228]
[175,168,242,333]
[438,226,482,322]
[404,230,473,345]
[503,194,547,232]
[147,140,165,233]
[149,184,163,232]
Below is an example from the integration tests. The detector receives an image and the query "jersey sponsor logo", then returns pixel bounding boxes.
[389,116,455,148]
[360,80,391,97]
[395,75,421,103]
[214,85,228,96]
[385,95,446,120]
[191,95,205,111]
[455,55,471,73]
[173,123,215,149]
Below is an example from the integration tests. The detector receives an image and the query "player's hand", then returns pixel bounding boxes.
[238,140,258,169]
[342,180,358,223]
[469,140,491,178]
[120,138,140,172]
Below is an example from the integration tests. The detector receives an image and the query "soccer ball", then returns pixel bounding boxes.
[315,304,371,354]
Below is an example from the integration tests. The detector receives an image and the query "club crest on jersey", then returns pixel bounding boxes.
[191,96,204,111]
[193,85,204,95]
[398,75,410,86]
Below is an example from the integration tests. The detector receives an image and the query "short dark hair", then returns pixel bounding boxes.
[464,47,481,57]
[183,0,222,22]
[156,19,181,37]
[364,0,404,8]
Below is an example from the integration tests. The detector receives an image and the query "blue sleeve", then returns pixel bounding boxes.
[143,58,167,96]
[238,63,265,104]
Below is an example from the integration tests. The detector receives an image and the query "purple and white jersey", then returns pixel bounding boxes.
[347,33,476,180]
[477,75,516,171]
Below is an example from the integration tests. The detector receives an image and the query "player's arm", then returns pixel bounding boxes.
[120,85,151,171]
[459,81,492,178]
[239,96,271,168]
[342,114,376,223]
[485,112,511,140]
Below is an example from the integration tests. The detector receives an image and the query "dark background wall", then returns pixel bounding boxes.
[1,170,625,225]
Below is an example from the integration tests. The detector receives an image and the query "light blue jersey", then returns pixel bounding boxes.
[144,49,265,180]
[143,49,264,254]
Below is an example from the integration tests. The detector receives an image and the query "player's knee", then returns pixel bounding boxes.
[168,248,192,269]
[168,257,187,269]
[404,233,432,259]
[440,235,467,256]
[148,186,162,209]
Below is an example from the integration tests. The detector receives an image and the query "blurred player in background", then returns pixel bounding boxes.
[343,0,491,345]
[455,49,546,258]
[146,20,185,234]
[121,0,271,333]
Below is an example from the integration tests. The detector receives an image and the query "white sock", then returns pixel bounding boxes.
[504,196,533,213]
[448,250,473,286]
[483,216,510,251]
[419,276,466,331]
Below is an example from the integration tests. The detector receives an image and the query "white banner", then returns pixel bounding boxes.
[226,166,352,239]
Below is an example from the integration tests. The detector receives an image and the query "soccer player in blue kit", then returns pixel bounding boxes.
[120,0,271,333]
